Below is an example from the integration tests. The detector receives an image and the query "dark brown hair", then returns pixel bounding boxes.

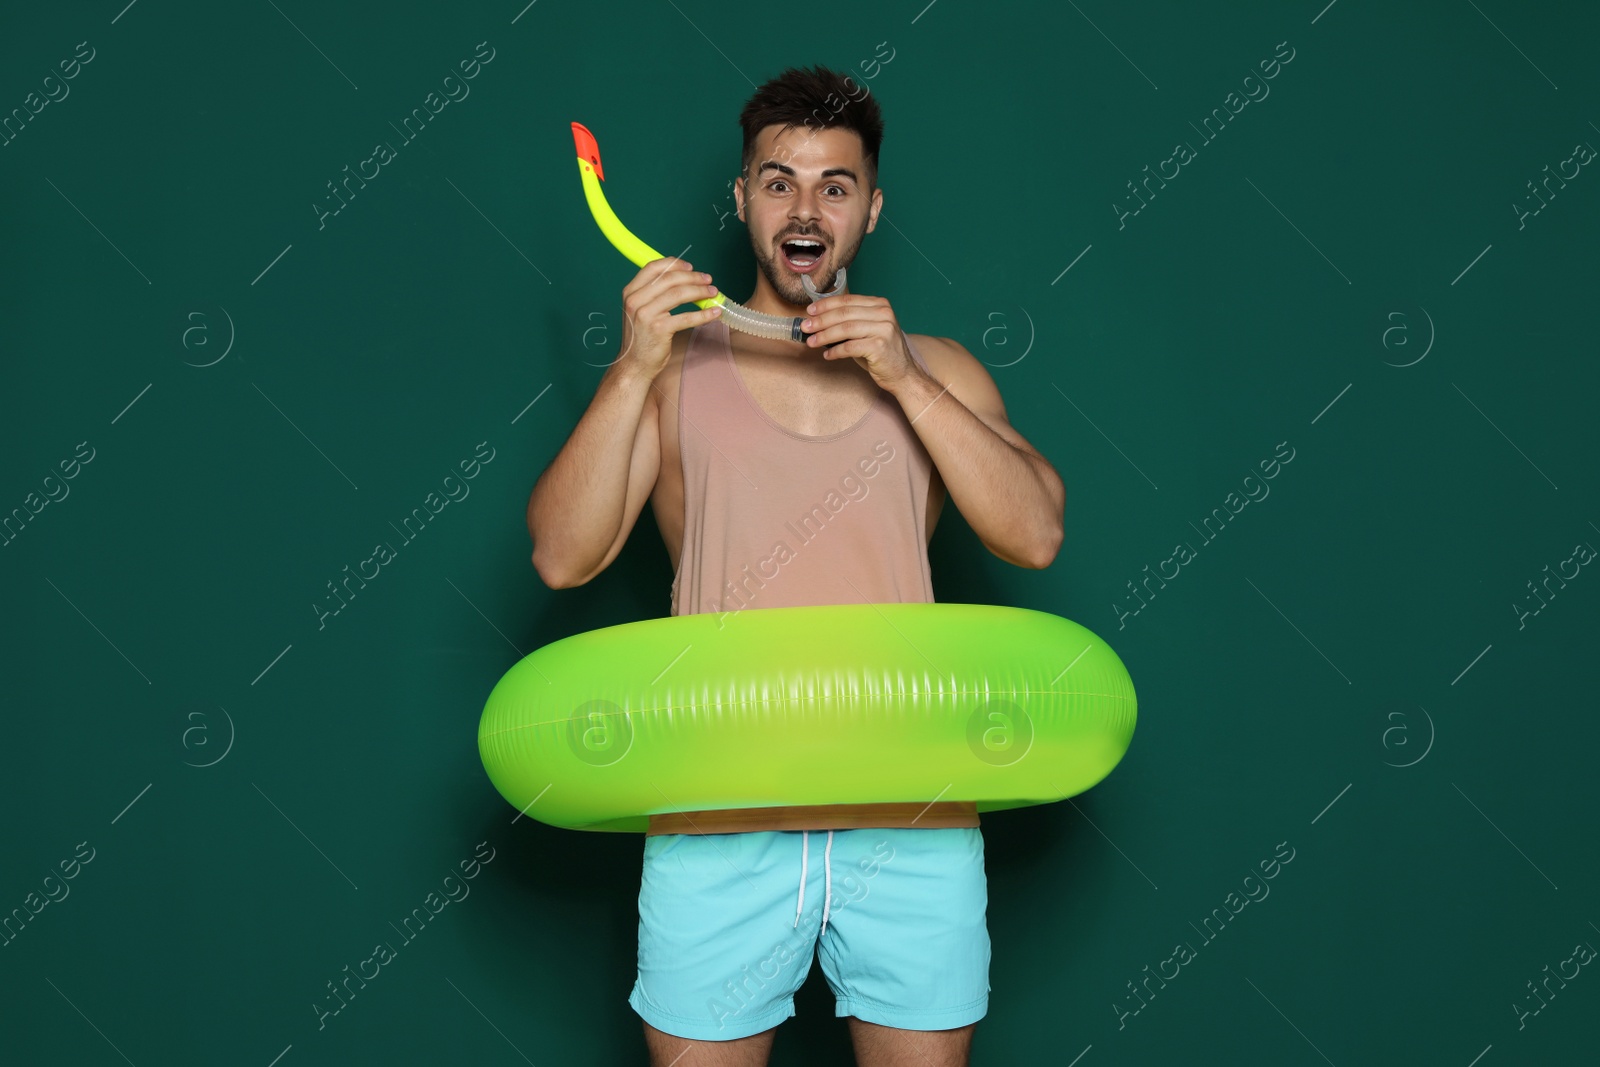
[738,65,883,190]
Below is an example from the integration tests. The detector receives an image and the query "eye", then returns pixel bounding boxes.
[765,180,848,196]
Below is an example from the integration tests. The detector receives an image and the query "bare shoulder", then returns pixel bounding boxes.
[906,332,962,371]
[664,325,694,401]
[903,333,1044,458]
[640,327,693,419]
[649,325,699,448]
[905,333,993,399]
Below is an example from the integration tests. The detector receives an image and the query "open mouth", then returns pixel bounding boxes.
[779,236,826,273]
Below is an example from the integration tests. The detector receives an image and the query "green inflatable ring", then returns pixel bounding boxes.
[477,602,1137,832]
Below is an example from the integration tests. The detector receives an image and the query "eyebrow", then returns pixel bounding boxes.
[756,161,859,184]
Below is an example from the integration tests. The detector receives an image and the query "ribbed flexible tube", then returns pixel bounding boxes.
[708,267,846,341]
[716,298,806,342]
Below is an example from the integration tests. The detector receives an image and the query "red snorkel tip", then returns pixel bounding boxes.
[571,122,603,181]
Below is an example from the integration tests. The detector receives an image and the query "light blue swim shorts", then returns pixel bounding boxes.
[628,826,990,1041]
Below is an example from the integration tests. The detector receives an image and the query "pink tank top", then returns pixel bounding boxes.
[671,318,935,618]
[653,319,979,835]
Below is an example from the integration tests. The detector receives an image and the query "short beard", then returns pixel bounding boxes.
[752,220,867,308]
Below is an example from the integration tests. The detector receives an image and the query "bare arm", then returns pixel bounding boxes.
[890,337,1064,569]
[527,256,721,588]
[527,362,659,588]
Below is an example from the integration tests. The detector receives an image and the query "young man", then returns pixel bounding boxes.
[528,65,1064,1067]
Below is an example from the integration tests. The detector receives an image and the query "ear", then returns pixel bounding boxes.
[865,185,884,234]
[734,175,746,222]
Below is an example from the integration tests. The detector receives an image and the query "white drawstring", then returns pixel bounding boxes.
[793,830,836,934]
[821,830,834,935]
[793,831,809,927]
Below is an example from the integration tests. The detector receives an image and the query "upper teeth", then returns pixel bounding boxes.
[789,239,821,249]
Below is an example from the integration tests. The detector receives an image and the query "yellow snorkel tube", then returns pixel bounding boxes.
[572,121,845,343]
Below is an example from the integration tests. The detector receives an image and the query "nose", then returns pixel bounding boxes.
[790,186,822,225]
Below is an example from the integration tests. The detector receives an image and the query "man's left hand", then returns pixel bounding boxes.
[800,294,923,392]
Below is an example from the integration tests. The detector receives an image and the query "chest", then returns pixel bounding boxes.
[654,335,946,564]
[728,352,884,438]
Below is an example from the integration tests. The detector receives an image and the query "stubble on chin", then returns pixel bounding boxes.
[755,248,812,307]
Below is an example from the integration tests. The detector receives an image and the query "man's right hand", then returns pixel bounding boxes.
[616,257,722,380]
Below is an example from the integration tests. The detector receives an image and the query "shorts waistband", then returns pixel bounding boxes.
[646,802,980,836]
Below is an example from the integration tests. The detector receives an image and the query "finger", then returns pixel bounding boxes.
[638,280,718,318]
[628,279,713,324]
[623,257,697,299]
[802,305,892,335]
[804,294,882,315]
[672,304,725,331]
[629,265,698,306]
[805,321,888,348]
[647,255,694,276]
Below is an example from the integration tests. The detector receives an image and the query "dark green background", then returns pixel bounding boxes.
[4,0,1596,1063]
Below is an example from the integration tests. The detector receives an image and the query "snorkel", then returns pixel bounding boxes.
[571,122,846,343]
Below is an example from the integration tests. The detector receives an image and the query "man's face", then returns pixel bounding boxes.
[735,123,883,309]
